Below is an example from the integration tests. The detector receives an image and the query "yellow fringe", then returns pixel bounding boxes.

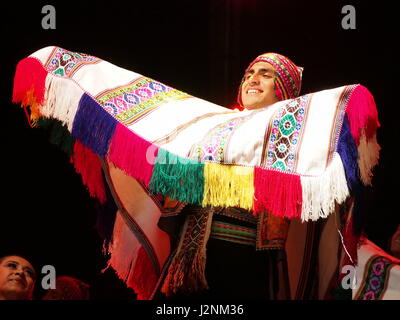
[23,88,42,126]
[202,163,254,210]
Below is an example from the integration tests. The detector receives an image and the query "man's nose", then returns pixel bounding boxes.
[248,74,260,85]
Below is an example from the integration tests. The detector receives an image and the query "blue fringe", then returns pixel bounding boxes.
[337,114,364,237]
[72,93,117,158]
[337,114,360,193]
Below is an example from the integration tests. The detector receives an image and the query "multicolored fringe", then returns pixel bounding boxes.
[345,85,380,145]
[12,54,381,298]
[12,58,379,221]
[345,85,380,187]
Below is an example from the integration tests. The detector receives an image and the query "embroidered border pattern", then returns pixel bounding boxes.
[355,255,393,300]
[326,85,357,167]
[189,110,264,162]
[44,47,100,78]
[189,117,243,161]
[96,77,192,126]
[262,94,310,172]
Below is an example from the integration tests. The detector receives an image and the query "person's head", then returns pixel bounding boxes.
[238,52,303,110]
[0,255,36,300]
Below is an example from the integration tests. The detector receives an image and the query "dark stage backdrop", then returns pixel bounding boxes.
[0,0,397,299]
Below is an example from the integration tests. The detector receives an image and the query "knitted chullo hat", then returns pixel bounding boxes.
[237,52,304,107]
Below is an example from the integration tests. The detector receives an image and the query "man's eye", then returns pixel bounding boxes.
[6,263,17,268]
[24,270,34,277]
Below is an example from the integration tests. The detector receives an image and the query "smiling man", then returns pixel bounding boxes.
[241,61,278,109]
[0,255,36,300]
[192,52,304,299]
[160,52,304,300]
[238,52,303,110]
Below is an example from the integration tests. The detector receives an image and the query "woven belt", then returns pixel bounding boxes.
[210,219,256,246]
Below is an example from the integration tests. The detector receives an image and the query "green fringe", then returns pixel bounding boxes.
[37,118,75,156]
[149,149,204,205]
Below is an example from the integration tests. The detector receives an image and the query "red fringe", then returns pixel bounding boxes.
[253,168,302,218]
[71,140,107,204]
[345,85,380,145]
[108,123,158,187]
[12,57,47,106]
[127,246,158,300]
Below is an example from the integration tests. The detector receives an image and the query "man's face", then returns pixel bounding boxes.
[0,256,36,300]
[241,61,278,110]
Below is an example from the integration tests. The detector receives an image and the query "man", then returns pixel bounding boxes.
[159,52,303,300]
[0,255,36,300]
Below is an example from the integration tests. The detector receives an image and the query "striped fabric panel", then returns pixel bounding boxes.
[210,220,256,246]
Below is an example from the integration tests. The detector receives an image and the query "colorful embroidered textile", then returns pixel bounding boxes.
[13,46,380,219]
[353,239,400,300]
[12,46,380,299]
[161,206,216,296]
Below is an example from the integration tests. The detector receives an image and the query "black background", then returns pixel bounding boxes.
[0,0,398,301]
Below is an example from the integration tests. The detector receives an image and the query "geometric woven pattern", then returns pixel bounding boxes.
[264,94,310,171]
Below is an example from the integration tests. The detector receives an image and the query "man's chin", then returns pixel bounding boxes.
[242,100,260,109]
[243,103,265,110]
